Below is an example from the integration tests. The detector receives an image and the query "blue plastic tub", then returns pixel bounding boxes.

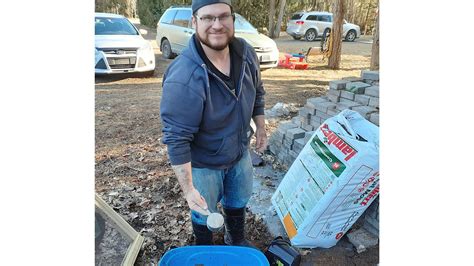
[158,245,270,266]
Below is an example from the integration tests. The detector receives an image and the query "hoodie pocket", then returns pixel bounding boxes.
[210,132,240,162]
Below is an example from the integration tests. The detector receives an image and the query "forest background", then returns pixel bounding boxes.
[95,0,378,38]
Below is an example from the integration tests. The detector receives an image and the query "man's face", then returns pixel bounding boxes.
[192,3,234,51]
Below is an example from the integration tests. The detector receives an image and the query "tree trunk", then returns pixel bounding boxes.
[268,0,276,38]
[325,0,331,11]
[328,0,345,69]
[274,0,287,37]
[363,0,372,35]
[356,0,364,26]
[347,0,355,22]
[370,6,379,70]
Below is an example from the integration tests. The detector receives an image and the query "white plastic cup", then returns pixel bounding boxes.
[206,212,224,232]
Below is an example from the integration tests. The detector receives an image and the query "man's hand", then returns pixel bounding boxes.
[172,162,210,216]
[253,115,267,153]
[185,187,210,215]
[255,126,267,153]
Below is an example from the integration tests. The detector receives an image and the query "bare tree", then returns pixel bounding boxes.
[363,0,373,35]
[274,0,287,37]
[268,0,276,38]
[370,6,379,70]
[328,0,345,69]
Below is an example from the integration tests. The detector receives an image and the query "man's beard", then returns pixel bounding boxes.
[196,26,234,51]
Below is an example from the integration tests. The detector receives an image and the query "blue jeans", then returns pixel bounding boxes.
[191,149,253,225]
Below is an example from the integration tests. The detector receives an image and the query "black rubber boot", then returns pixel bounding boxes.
[223,207,256,248]
[192,221,213,245]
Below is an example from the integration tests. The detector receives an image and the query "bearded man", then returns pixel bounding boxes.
[160,0,267,246]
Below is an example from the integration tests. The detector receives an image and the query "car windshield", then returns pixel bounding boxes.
[234,14,258,34]
[95,17,138,35]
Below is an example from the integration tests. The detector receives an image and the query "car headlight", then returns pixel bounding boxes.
[138,42,153,55]
[137,42,154,62]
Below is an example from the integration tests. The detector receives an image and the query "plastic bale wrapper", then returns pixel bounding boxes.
[271,109,379,248]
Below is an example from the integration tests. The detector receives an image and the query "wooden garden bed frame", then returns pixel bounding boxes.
[95,194,144,266]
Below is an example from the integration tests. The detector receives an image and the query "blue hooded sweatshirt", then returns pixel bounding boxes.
[160,36,265,169]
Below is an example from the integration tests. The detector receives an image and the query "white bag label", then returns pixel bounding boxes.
[271,109,379,248]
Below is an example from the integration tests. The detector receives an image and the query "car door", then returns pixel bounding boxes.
[172,9,194,54]
[157,9,176,44]
[342,19,350,36]
[317,15,332,36]
[304,14,318,35]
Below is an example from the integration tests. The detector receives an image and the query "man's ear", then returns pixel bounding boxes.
[191,16,197,29]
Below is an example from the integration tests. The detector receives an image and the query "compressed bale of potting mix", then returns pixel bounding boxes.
[271,109,379,248]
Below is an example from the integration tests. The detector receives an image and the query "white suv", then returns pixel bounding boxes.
[286,11,360,42]
[156,6,279,69]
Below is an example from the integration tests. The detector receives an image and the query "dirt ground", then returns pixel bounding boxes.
[95,25,378,265]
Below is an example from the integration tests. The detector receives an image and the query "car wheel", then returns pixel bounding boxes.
[292,36,302,40]
[161,39,175,59]
[345,30,356,42]
[304,29,317,42]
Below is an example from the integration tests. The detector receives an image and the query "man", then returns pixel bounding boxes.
[160,0,267,246]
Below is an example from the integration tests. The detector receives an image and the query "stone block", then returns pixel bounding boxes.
[286,156,296,167]
[336,101,362,111]
[315,102,337,113]
[307,96,329,105]
[294,138,306,151]
[364,86,379,97]
[368,97,379,108]
[268,141,280,152]
[340,90,355,100]
[283,140,293,150]
[303,104,318,115]
[351,106,378,119]
[364,214,379,232]
[327,89,342,97]
[291,117,302,127]
[301,118,310,127]
[327,109,339,116]
[339,98,359,105]
[269,142,282,152]
[355,94,371,106]
[270,131,284,143]
[369,113,379,126]
[346,82,371,94]
[342,76,363,82]
[289,150,299,160]
[269,137,283,148]
[286,128,306,140]
[304,131,315,143]
[315,110,331,121]
[306,97,329,110]
[279,121,299,131]
[364,221,380,238]
[347,228,379,254]
[310,116,321,128]
[327,94,340,103]
[329,80,350,90]
[310,115,321,124]
[292,145,302,155]
[298,107,314,118]
[361,70,379,81]
[302,124,314,132]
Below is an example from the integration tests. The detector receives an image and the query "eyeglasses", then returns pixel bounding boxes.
[195,13,235,25]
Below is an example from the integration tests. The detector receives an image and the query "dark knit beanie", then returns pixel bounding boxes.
[192,0,232,14]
